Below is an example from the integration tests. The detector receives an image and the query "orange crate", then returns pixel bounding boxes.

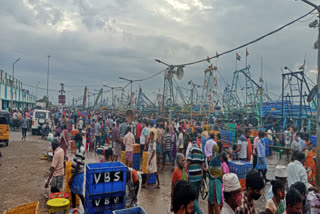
[64,161,80,207]
[222,140,230,148]
[71,141,77,148]
[71,130,79,137]
[121,151,126,165]
[133,144,141,153]
[142,151,148,173]
[191,127,195,132]
[239,178,246,191]
[213,131,220,141]
[202,125,210,132]
[3,201,39,214]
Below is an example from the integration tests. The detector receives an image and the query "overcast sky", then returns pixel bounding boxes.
[0,0,319,105]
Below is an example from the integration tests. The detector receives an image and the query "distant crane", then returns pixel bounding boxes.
[83,86,87,110]
[94,88,103,109]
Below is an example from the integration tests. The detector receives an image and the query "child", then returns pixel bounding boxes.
[232,144,239,160]
[85,127,92,151]
[221,152,229,174]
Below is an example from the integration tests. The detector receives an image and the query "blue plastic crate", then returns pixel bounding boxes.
[195,127,202,133]
[85,191,126,214]
[86,162,127,195]
[113,207,147,214]
[148,173,156,184]
[220,130,232,143]
[97,148,104,155]
[132,162,140,170]
[311,136,316,146]
[133,153,140,161]
[132,153,141,170]
[132,161,140,170]
[263,138,272,156]
[236,173,246,180]
[228,161,253,176]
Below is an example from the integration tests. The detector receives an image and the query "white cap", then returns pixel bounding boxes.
[275,165,287,178]
[223,173,241,192]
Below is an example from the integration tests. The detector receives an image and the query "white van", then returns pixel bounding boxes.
[32,109,51,135]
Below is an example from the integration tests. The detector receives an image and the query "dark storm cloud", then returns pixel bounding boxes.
[0,0,319,104]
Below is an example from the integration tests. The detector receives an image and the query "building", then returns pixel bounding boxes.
[0,70,36,110]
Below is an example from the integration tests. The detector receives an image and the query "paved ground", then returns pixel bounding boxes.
[0,130,287,213]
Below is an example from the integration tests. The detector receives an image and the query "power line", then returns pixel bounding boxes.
[65,80,127,88]
[157,8,316,67]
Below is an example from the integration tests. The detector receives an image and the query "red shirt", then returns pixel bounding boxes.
[136,123,142,138]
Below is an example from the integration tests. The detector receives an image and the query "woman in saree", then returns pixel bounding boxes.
[305,143,316,186]
[208,144,222,214]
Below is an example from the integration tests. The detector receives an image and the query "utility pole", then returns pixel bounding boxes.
[36,81,40,101]
[297,0,320,189]
[47,55,50,99]
[12,57,21,78]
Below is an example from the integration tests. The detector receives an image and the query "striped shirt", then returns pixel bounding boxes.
[71,145,85,174]
[164,133,172,152]
[187,145,204,182]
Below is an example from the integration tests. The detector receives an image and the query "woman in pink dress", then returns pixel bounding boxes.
[221,152,229,174]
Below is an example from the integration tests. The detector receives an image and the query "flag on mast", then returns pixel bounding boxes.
[236,52,241,61]
[298,64,304,70]
[245,48,249,66]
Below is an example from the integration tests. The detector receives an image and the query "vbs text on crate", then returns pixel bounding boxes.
[85,192,126,213]
[86,162,127,195]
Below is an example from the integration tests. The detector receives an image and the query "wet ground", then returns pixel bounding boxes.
[139,150,288,214]
[0,131,288,213]
[0,130,51,213]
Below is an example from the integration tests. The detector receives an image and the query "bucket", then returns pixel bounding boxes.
[47,198,70,214]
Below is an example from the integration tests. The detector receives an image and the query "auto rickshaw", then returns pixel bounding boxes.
[0,110,10,146]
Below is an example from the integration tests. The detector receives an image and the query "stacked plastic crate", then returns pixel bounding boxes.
[220,130,233,148]
[132,144,141,170]
[65,161,80,207]
[228,160,253,189]
[85,162,127,214]
[263,138,272,156]
[142,152,148,174]
[120,151,126,165]
[311,136,316,146]
[141,151,156,184]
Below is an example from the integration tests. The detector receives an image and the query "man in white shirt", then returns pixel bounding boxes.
[78,119,83,134]
[233,129,248,161]
[284,127,292,161]
[12,111,17,120]
[140,121,149,154]
[204,133,217,161]
[286,151,317,192]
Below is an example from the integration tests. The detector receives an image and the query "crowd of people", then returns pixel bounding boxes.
[6,107,320,214]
